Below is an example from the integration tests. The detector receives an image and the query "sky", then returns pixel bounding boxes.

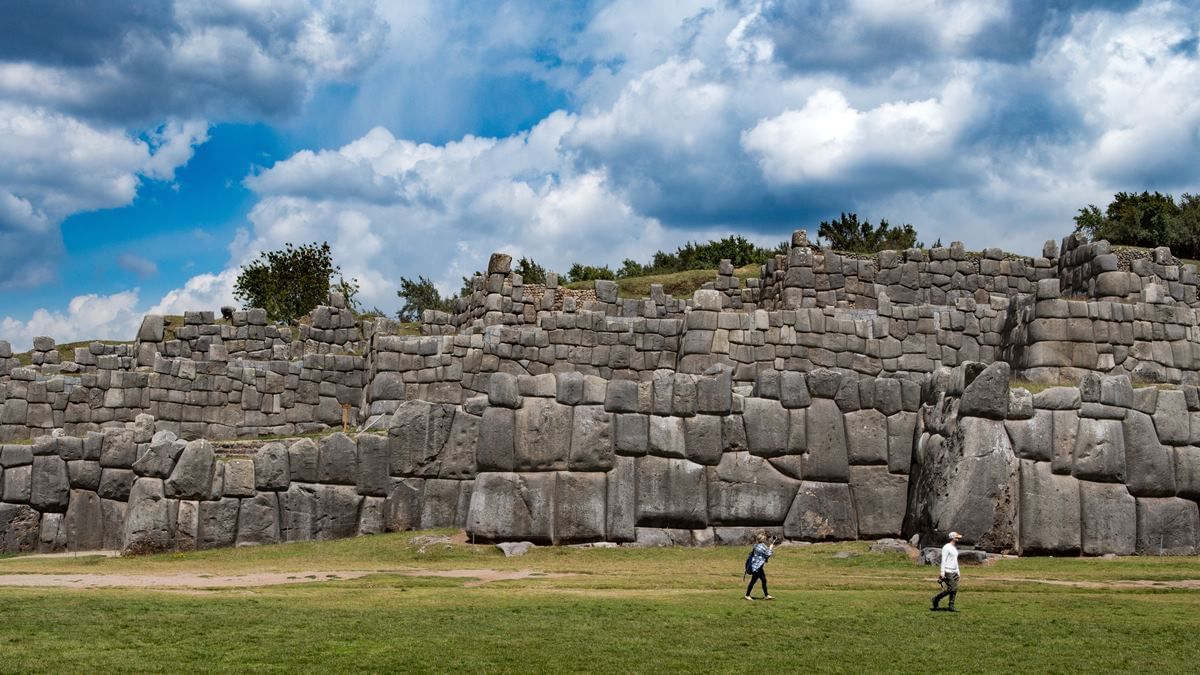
[0,0,1198,350]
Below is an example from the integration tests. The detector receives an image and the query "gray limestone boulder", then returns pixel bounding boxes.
[887,412,917,474]
[355,433,390,497]
[697,367,733,414]
[478,407,516,471]
[615,413,649,456]
[137,314,165,342]
[165,439,216,500]
[100,499,126,550]
[388,401,454,477]
[555,472,607,543]
[498,541,534,557]
[132,437,182,478]
[99,430,137,469]
[488,372,522,409]
[606,456,636,542]
[514,398,572,471]
[706,452,800,524]
[254,442,290,491]
[1051,410,1079,474]
[236,492,280,546]
[556,371,585,405]
[197,497,240,550]
[97,468,134,500]
[780,372,811,410]
[1079,481,1135,556]
[1135,497,1199,555]
[222,458,256,497]
[807,369,842,399]
[122,478,176,554]
[31,455,70,512]
[959,362,1010,419]
[743,398,788,457]
[1071,418,1126,482]
[1018,460,1081,554]
[438,411,478,480]
[384,477,423,532]
[569,405,615,471]
[845,409,887,465]
[3,464,32,503]
[288,439,319,482]
[1005,410,1054,462]
[38,513,66,553]
[318,432,358,485]
[0,504,40,553]
[467,472,556,543]
[606,379,640,414]
[67,460,102,491]
[1123,410,1176,497]
[648,415,686,459]
[64,489,104,551]
[1174,446,1200,500]
[358,496,386,535]
[314,484,364,540]
[419,478,460,529]
[635,455,708,529]
[804,399,849,482]
[1153,390,1190,445]
[849,466,907,538]
[281,483,317,542]
[783,481,858,540]
[683,414,722,466]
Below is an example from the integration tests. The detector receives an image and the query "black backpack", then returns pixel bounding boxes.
[744,547,756,575]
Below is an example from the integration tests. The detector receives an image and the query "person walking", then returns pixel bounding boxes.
[931,531,963,612]
[744,532,775,601]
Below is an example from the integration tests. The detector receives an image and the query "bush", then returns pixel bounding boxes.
[396,276,454,321]
[567,263,616,283]
[233,242,341,323]
[514,257,547,284]
[816,213,920,253]
[1074,191,1200,259]
[615,235,787,279]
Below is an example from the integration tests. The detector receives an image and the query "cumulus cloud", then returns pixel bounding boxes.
[148,267,239,316]
[0,290,143,352]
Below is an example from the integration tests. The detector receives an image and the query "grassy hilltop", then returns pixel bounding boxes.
[0,533,1197,673]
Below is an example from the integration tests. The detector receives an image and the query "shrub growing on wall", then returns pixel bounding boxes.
[816,213,920,253]
[233,242,341,323]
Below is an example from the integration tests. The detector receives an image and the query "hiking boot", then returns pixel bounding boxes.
[744,595,754,601]
[764,595,775,600]
[946,606,958,612]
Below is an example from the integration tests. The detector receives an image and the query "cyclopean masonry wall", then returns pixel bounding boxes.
[2,229,1200,555]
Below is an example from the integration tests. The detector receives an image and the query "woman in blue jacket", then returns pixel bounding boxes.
[744,532,776,600]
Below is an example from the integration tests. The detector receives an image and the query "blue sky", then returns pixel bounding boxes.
[1,0,1198,349]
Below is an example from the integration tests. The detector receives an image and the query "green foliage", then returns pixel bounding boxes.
[514,257,547,284]
[816,213,920,253]
[1075,191,1200,258]
[396,275,454,321]
[567,263,616,283]
[610,235,787,280]
[332,276,361,314]
[233,242,340,323]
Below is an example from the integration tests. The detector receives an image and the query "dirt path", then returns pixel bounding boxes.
[0,568,570,590]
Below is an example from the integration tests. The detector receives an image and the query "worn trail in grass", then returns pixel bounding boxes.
[1,534,1198,673]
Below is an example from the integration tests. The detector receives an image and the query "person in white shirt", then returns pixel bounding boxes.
[931,531,963,612]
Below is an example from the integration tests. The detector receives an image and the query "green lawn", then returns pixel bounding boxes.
[1,535,1198,673]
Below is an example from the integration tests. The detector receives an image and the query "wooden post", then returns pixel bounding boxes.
[341,403,352,433]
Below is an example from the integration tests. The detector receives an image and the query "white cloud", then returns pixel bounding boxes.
[148,267,239,316]
[0,290,143,352]
[117,253,159,278]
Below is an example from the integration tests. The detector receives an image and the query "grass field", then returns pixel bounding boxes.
[565,264,760,299]
[1,533,1198,673]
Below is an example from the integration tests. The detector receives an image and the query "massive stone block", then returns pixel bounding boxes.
[64,489,103,551]
[420,478,460,529]
[744,398,788,457]
[3,464,32,503]
[555,472,606,543]
[281,483,318,542]
[198,497,240,550]
[318,432,358,485]
[804,399,849,482]
[1135,497,1199,555]
[848,466,907,538]
[683,414,722,466]
[356,434,390,497]
[1174,446,1200,500]
[514,398,572,471]
[570,405,615,471]
[0,503,40,553]
[1005,410,1053,462]
[1018,460,1081,554]
[222,458,255,497]
[165,439,216,500]
[123,478,176,554]
[467,472,556,542]
[288,439,319,482]
[236,492,280,546]
[648,415,686,459]
[606,456,636,542]
[887,412,917,474]
[635,455,708,529]
[439,411,479,479]
[706,452,800,525]
[254,442,290,491]
[1153,390,1189,445]
[1123,410,1177,497]
[1071,418,1125,482]
[388,401,455,477]
[478,407,515,471]
[314,484,364,541]
[1079,481,1135,556]
[615,413,649,456]
[959,362,1010,419]
[30,455,69,512]
[783,481,858,541]
[1050,410,1079,475]
[384,478,423,532]
[845,409,887,465]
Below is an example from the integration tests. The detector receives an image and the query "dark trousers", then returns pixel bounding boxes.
[746,568,768,597]
[932,572,959,608]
